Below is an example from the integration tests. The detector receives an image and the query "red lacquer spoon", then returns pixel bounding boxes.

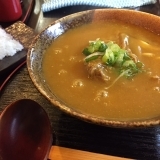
[0,99,52,160]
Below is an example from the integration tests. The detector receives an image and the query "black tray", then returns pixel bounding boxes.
[1,1,160,159]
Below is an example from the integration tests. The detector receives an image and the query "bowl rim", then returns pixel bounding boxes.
[27,8,160,128]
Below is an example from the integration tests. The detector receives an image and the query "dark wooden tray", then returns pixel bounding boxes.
[1,1,160,159]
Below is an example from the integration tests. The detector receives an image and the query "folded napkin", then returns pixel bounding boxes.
[42,0,157,12]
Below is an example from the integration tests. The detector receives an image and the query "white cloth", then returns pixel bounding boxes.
[42,0,157,12]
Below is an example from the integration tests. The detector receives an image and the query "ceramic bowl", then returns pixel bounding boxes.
[27,9,160,128]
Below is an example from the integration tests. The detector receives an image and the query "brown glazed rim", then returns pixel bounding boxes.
[27,9,160,128]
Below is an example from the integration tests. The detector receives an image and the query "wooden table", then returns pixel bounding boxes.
[1,0,160,159]
[48,146,130,160]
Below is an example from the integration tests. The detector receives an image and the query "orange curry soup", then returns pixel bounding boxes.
[42,20,160,120]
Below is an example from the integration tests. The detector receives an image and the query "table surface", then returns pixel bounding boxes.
[1,0,160,159]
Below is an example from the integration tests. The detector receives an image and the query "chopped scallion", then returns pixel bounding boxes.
[82,39,145,80]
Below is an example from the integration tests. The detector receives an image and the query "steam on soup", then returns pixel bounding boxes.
[42,20,160,120]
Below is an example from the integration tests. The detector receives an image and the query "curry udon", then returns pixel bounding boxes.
[42,20,160,120]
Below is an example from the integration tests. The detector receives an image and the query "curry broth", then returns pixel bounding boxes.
[42,21,160,120]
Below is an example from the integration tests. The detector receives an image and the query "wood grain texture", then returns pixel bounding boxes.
[48,146,130,160]
[1,1,160,160]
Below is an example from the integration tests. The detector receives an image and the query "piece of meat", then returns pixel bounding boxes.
[85,60,111,82]
[150,75,160,84]
[127,48,138,63]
